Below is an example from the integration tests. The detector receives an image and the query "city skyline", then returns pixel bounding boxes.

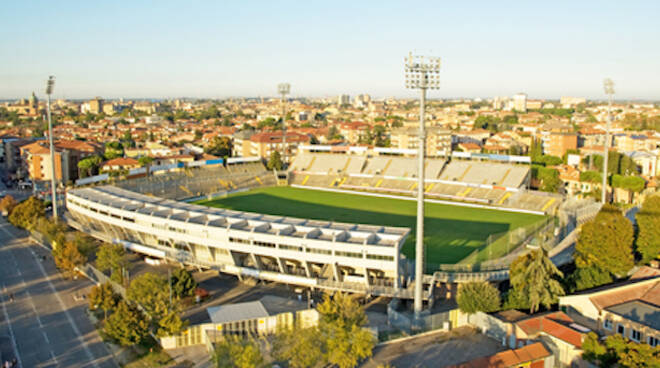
[2,1,660,100]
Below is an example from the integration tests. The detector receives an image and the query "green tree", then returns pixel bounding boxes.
[456,281,501,314]
[127,272,170,321]
[576,204,634,276]
[52,239,86,278]
[138,155,154,167]
[96,243,130,283]
[267,151,283,170]
[566,265,613,293]
[273,325,324,368]
[157,309,187,337]
[582,332,660,368]
[104,141,124,160]
[579,171,602,183]
[104,301,150,346]
[8,196,45,230]
[89,282,119,319]
[170,268,197,299]
[509,249,564,313]
[205,136,233,157]
[317,293,374,368]
[213,335,264,368]
[635,196,660,263]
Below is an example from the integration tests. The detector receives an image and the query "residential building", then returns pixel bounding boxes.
[390,126,451,156]
[337,94,350,106]
[513,93,527,113]
[543,132,578,157]
[560,96,586,108]
[100,157,141,173]
[559,267,660,348]
[19,140,101,183]
[449,342,552,368]
[338,122,370,144]
[233,131,310,160]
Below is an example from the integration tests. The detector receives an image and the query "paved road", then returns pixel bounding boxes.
[0,218,117,368]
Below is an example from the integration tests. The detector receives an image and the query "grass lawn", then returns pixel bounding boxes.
[195,187,544,265]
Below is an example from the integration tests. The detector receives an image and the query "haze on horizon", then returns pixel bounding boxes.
[1,0,659,101]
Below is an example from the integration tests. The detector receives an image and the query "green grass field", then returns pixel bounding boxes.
[195,187,544,265]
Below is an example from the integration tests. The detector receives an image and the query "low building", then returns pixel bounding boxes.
[233,131,310,160]
[450,342,552,368]
[559,267,660,348]
[19,140,100,183]
[161,295,318,349]
[100,157,140,173]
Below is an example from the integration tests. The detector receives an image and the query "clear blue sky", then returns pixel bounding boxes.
[1,1,659,100]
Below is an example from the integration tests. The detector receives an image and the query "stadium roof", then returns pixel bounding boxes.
[68,185,410,247]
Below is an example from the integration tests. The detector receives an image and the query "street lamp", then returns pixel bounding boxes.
[278,83,291,168]
[46,76,58,220]
[602,78,615,204]
[404,53,441,320]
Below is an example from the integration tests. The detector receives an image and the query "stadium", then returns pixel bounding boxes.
[64,146,588,301]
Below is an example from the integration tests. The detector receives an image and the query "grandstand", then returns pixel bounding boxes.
[115,161,276,200]
[287,150,559,214]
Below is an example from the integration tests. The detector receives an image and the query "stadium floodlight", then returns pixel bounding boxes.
[404,52,441,321]
[601,78,615,204]
[278,83,291,167]
[46,75,58,220]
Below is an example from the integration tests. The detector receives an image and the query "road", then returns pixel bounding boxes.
[0,217,117,368]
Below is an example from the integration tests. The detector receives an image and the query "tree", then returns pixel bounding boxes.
[636,196,660,263]
[96,243,130,283]
[509,249,564,313]
[566,265,613,293]
[104,301,149,346]
[127,272,170,322]
[317,293,374,368]
[138,155,154,167]
[267,151,283,170]
[8,196,45,230]
[456,281,501,314]
[77,155,103,178]
[582,332,660,368]
[273,326,324,368]
[213,335,264,368]
[205,136,233,157]
[170,268,197,299]
[104,141,124,160]
[89,282,119,319]
[157,309,187,337]
[53,239,86,278]
[0,195,17,215]
[576,204,634,276]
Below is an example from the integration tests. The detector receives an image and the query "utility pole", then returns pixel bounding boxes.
[404,53,441,321]
[46,76,58,220]
[602,78,615,204]
[278,83,291,168]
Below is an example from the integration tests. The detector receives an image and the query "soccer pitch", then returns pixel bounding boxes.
[195,186,544,265]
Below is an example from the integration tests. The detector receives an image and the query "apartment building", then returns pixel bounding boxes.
[390,126,451,156]
[233,131,310,160]
[19,140,101,183]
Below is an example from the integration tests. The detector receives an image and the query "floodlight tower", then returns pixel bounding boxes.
[278,83,291,167]
[404,53,441,319]
[602,79,615,204]
[46,76,58,220]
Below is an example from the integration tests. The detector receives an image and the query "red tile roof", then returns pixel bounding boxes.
[449,342,551,368]
[102,157,139,167]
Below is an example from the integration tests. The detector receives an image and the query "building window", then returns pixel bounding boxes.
[630,329,641,342]
[279,244,302,252]
[306,247,332,255]
[648,336,658,347]
[366,254,395,261]
[603,319,613,331]
[617,324,625,336]
[253,240,276,248]
[335,250,362,258]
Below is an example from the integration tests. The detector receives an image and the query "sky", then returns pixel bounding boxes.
[1,1,659,100]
